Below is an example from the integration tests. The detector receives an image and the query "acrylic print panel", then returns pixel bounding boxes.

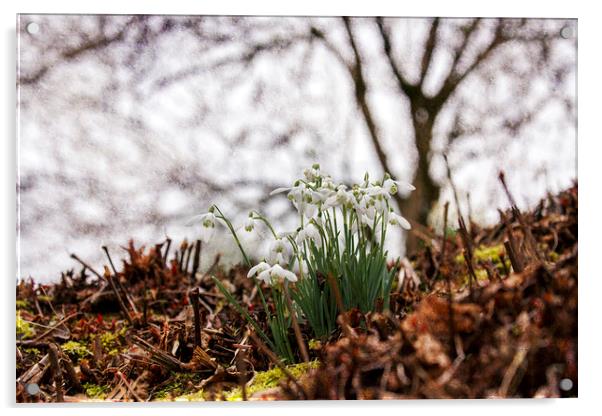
[16,14,577,402]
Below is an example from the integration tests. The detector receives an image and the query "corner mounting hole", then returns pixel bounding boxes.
[559,378,573,391]
[26,22,40,35]
[25,383,40,395]
[560,25,574,39]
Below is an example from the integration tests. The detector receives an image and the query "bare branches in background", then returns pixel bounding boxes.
[17,15,576,278]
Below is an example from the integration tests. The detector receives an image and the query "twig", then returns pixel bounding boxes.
[48,343,63,402]
[60,352,83,392]
[236,349,248,401]
[499,209,525,273]
[444,154,465,226]
[499,342,529,397]
[248,332,307,399]
[103,266,134,325]
[441,202,456,357]
[458,217,477,298]
[116,371,144,402]
[102,245,118,275]
[70,253,102,279]
[326,273,356,339]
[162,238,172,265]
[283,282,310,363]
[17,353,49,385]
[103,245,139,316]
[504,241,524,274]
[184,244,194,274]
[31,312,79,343]
[499,172,545,263]
[190,240,202,285]
[190,287,202,348]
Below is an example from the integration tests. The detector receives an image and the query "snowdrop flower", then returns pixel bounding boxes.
[388,212,412,230]
[299,200,319,220]
[244,215,256,232]
[303,163,321,182]
[383,178,415,195]
[321,176,336,191]
[268,238,291,266]
[296,223,322,248]
[269,264,298,283]
[199,212,217,243]
[271,182,320,219]
[247,262,271,279]
[270,182,306,200]
[323,187,351,209]
[365,185,391,200]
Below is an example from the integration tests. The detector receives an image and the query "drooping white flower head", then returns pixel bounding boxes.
[383,178,415,195]
[323,186,351,210]
[269,264,298,283]
[199,212,217,243]
[296,223,322,248]
[388,212,412,230]
[365,185,391,200]
[303,163,321,182]
[247,261,271,278]
[270,181,306,200]
[268,238,291,266]
[244,215,256,232]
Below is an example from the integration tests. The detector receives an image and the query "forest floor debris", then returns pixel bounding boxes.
[16,185,577,401]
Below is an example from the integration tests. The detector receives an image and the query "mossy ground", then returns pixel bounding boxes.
[173,360,320,401]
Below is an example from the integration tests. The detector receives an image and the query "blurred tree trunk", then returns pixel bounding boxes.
[401,107,440,253]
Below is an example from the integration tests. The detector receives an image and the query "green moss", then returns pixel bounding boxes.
[456,244,506,265]
[95,325,128,356]
[16,300,29,310]
[172,361,321,402]
[23,347,41,356]
[83,383,110,400]
[224,360,320,401]
[308,339,322,350]
[16,313,34,339]
[62,340,92,359]
[549,251,560,262]
[455,243,512,280]
[37,295,53,303]
[174,389,206,401]
[153,372,202,401]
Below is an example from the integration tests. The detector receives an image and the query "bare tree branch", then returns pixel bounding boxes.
[309,26,350,71]
[342,17,397,184]
[447,19,482,81]
[418,18,440,86]
[18,18,134,85]
[432,19,508,110]
[374,17,418,98]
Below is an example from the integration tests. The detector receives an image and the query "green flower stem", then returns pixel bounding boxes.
[213,205,251,267]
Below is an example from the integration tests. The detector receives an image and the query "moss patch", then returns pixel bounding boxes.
[153,372,204,401]
[224,360,320,401]
[455,243,511,280]
[62,340,92,359]
[16,313,34,340]
[172,361,321,402]
[16,300,29,310]
[94,325,128,357]
[456,244,506,265]
[83,383,110,400]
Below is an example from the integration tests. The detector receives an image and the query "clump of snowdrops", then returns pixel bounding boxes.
[199,164,413,362]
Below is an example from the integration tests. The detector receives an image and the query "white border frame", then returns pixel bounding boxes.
[3,1,596,415]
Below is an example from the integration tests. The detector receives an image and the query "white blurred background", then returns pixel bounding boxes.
[17,15,576,281]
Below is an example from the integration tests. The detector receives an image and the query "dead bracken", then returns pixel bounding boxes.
[16,184,577,402]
